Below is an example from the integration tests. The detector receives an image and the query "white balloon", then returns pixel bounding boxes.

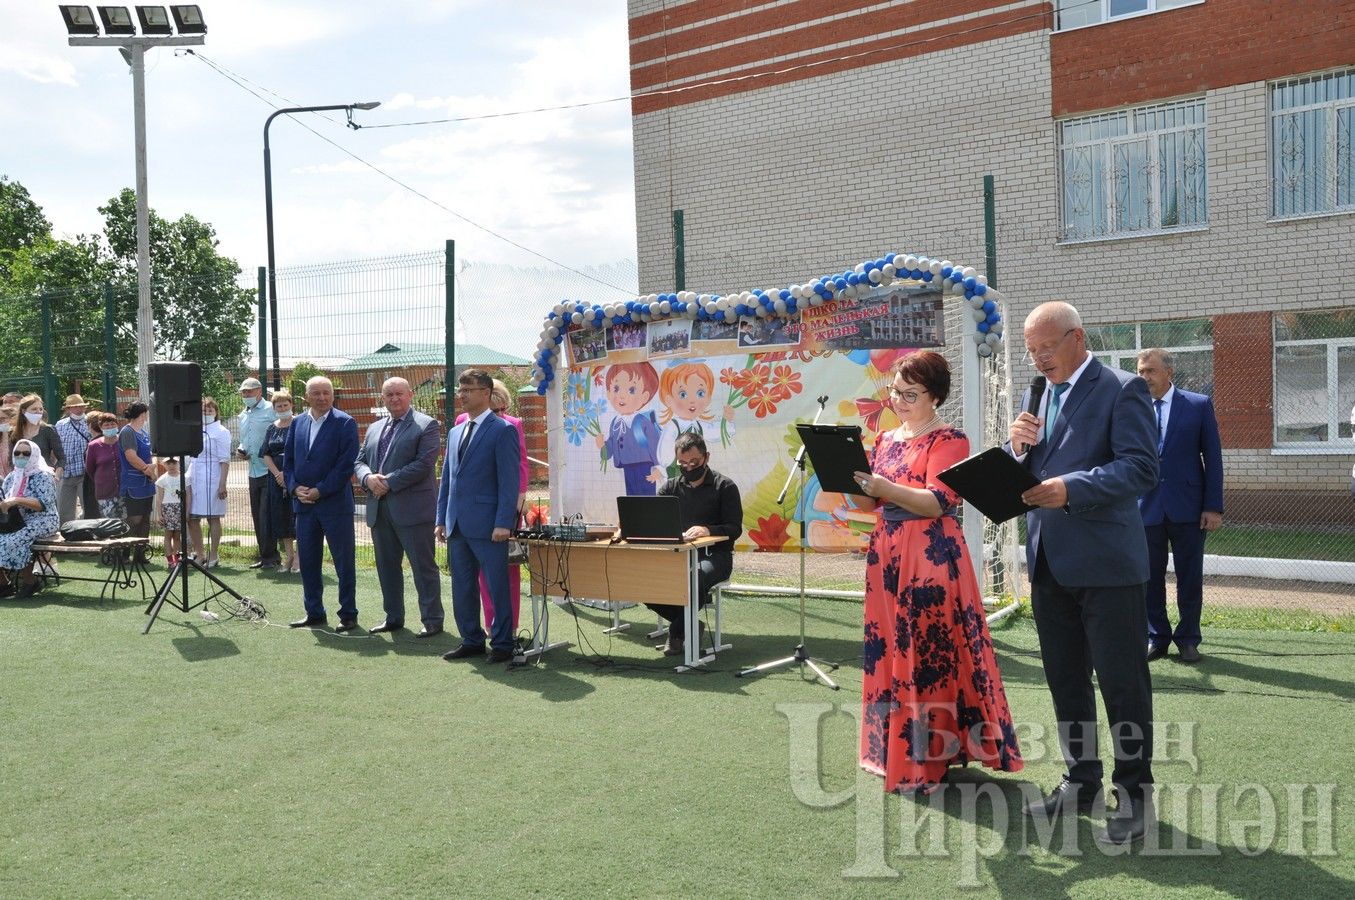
[903,255,918,270]
[961,266,977,279]
[928,259,943,275]
[660,300,672,314]
[704,301,717,315]
[789,285,803,299]
[570,312,582,324]
[976,274,988,287]
[698,294,711,304]
[972,308,987,323]
[868,269,882,283]
[990,321,1005,335]
[977,343,993,358]
[552,304,564,316]
[891,253,906,267]
[916,256,930,271]
[854,263,866,275]
[882,264,896,278]
[972,331,988,345]
[986,331,1002,346]
[990,337,1005,353]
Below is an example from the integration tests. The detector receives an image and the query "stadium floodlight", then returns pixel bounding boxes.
[135,5,172,35]
[169,4,205,33]
[59,5,100,34]
[97,5,135,34]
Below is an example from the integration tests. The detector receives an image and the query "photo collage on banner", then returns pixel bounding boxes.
[558,283,945,552]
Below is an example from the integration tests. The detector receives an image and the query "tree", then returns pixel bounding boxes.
[0,177,255,401]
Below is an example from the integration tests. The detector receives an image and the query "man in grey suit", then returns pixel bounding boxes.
[354,377,445,637]
[1008,301,1159,847]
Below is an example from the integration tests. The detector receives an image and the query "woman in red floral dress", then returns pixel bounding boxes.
[852,350,1022,795]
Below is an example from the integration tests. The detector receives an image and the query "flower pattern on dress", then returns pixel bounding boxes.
[858,426,1023,794]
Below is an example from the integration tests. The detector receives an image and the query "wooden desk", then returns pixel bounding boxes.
[526,536,727,671]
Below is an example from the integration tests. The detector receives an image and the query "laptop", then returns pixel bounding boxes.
[616,495,684,544]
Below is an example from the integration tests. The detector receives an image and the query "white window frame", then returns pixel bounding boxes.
[1058,98,1208,243]
[1269,68,1355,220]
[1084,319,1214,392]
[1272,334,1355,452]
[1054,0,1203,32]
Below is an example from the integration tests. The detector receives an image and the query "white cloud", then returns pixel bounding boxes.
[0,46,78,86]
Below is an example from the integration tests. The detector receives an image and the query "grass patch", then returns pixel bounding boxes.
[1,560,1352,897]
[1207,525,1355,562]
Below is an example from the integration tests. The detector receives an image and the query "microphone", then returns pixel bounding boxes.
[1021,376,1047,454]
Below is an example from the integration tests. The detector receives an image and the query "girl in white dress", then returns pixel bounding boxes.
[186,396,232,567]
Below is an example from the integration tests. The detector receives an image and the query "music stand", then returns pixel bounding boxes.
[143,456,250,634]
[736,395,840,690]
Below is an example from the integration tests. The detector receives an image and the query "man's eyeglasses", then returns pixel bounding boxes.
[456,386,488,395]
[888,388,922,404]
[1023,328,1077,365]
[677,458,707,471]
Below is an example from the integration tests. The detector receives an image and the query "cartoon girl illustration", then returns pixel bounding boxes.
[594,362,663,495]
[657,362,735,471]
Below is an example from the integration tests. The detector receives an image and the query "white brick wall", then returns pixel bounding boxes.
[630,30,1355,497]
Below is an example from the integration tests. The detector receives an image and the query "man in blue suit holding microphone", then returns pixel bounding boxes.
[1009,301,1160,847]
[1136,349,1224,665]
[436,369,521,664]
[284,375,360,632]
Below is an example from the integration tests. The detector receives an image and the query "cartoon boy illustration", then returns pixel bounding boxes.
[657,362,735,471]
[595,362,663,495]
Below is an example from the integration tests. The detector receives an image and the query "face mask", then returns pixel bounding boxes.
[203,414,217,425]
[0,424,11,434]
[103,428,119,438]
[244,396,260,409]
[13,456,29,470]
[680,464,707,484]
[24,412,42,424]
[277,410,293,420]
[69,411,85,421]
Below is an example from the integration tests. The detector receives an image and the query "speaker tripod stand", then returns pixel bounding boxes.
[143,455,250,634]
[736,395,839,689]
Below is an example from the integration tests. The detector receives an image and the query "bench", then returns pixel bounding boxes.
[29,536,160,602]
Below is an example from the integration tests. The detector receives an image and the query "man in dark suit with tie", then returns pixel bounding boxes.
[1136,349,1224,665]
[1008,301,1160,846]
[354,377,444,638]
[284,376,360,632]
[435,369,521,664]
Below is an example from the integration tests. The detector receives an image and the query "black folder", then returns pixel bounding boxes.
[794,423,871,494]
[936,446,1041,524]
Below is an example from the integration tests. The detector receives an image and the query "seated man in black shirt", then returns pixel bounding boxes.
[647,431,743,656]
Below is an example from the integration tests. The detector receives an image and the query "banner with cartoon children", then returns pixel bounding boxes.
[556,346,936,553]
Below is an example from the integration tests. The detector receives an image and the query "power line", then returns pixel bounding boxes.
[188,51,635,296]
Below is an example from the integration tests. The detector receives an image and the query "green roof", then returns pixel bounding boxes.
[335,342,529,370]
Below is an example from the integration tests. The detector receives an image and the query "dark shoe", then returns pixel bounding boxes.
[442,643,485,660]
[335,618,359,634]
[1024,776,1097,818]
[1095,798,1152,846]
[487,648,514,663]
[248,560,265,569]
[1146,642,1168,662]
[416,625,444,638]
[369,620,405,634]
[0,582,15,598]
[15,579,41,599]
[1178,644,1202,664]
[662,632,685,657]
[289,615,328,628]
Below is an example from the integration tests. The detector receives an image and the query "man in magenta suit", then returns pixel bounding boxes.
[1136,349,1224,665]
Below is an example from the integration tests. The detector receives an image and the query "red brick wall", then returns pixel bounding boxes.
[1212,311,1272,450]
[517,391,549,485]
[1051,0,1355,116]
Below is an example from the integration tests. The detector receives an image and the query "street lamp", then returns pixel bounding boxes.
[262,101,380,390]
[60,5,207,404]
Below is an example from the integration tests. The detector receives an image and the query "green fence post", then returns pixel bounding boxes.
[672,209,685,291]
[103,284,116,412]
[983,175,998,290]
[257,266,268,387]
[445,239,456,424]
[40,292,56,415]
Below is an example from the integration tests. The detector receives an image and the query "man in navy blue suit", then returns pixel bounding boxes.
[283,376,360,632]
[435,369,521,664]
[1136,349,1223,665]
[1009,301,1159,846]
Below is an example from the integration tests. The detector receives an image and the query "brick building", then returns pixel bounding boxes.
[628,0,1355,524]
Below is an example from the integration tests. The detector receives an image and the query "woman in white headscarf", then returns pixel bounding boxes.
[0,438,61,598]
[186,396,232,568]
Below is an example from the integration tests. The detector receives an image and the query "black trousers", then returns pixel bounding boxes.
[1030,546,1154,802]
[646,550,731,638]
[248,474,279,564]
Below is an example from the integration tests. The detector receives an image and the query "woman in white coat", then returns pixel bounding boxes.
[186,396,232,567]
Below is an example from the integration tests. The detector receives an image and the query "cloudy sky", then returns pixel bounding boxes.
[2,1,639,358]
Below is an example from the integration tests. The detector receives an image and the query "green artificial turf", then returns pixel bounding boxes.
[1,561,1351,898]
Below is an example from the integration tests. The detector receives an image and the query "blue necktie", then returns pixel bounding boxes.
[1154,398,1165,454]
[1045,382,1070,442]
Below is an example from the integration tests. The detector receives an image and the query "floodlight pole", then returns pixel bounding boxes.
[263,102,380,390]
[69,34,205,403]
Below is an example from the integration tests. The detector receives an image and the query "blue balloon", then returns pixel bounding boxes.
[941,266,953,278]
[974,283,987,296]
[921,271,933,282]
[554,335,564,344]
[986,312,1001,325]
[977,321,990,333]
[779,289,791,302]
[964,290,974,300]
[963,276,977,291]
[834,277,848,290]
[786,299,797,313]
[982,300,996,314]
